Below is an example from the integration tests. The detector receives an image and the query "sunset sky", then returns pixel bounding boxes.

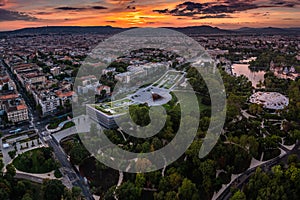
[0,0,299,31]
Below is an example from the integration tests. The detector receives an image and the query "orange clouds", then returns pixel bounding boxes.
[0,0,299,31]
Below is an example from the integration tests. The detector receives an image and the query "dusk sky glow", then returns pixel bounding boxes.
[0,0,299,31]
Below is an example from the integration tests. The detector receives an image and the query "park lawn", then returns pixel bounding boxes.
[13,147,58,174]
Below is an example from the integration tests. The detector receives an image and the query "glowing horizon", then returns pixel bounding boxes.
[0,0,299,31]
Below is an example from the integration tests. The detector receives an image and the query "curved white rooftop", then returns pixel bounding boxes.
[130,86,172,106]
[249,92,289,110]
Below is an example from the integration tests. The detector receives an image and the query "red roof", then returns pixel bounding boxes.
[17,104,27,110]
[0,94,19,100]
[56,91,74,98]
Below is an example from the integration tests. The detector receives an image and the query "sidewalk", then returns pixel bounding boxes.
[16,169,57,179]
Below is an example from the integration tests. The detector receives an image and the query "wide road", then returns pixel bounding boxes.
[46,138,94,200]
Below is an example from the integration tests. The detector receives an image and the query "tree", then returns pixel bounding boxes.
[129,104,150,126]
[36,104,42,116]
[0,187,10,200]
[199,159,216,178]
[8,150,16,159]
[178,178,200,200]
[230,190,246,200]
[72,186,82,200]
[153,191,165,200]
[135,173,146,188]
[69,143,90,165]
[63,188,73,200]
[288,154,299,165]
[115,181,142,200]
[165,191,178,200]
[6,163,16,178]
[0,159,4,172]
[16,181,26,197]
[43,179,65,200]
[2,83,9,91]
[168,171,182,189]
[21,193,33,200]
[151,137,162,150]
[104,186,116,200]
[100,89,107,98]
[135,158,152,172]
[249,104,263,115]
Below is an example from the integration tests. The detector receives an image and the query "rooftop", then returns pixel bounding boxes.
[249,92,289,110]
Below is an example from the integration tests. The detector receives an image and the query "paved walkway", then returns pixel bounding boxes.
[16,169,57,179]
[241,109,256,119]
[14,168,73,189]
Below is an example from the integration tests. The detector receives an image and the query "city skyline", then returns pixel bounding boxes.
[0,0,299,31]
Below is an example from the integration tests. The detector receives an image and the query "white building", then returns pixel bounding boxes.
[33,91,60,115]
[249,92,289,110]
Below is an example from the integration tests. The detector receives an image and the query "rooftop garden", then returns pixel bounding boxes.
[94,98,133,115]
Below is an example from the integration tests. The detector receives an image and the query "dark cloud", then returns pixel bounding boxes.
[193,14,234,20]
[35,12,51,15]
[126,5,136,10]
[0,8,38,21]
[91,6,108,10]
[153,1,258,16]
[55,7,86,11]
[55,5,107,11]
[283,18,295,20]
[251,11,270,17]
[153,0,300,17]
[271,0,299,7]
[0,0,7,6]
[105,20,116,23]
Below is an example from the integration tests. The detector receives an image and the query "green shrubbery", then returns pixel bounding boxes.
[13,148,58,173]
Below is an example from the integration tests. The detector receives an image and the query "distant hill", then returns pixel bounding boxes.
[0,26,127,36]
[0,25,299,36]
[170,25,234,35]
[235,27,300,35]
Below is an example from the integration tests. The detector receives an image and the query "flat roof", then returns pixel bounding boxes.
[89,70,183,116]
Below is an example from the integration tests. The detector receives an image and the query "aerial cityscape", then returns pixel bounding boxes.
[0,0,300,200]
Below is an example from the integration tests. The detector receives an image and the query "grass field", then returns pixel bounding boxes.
[13,147,57,174]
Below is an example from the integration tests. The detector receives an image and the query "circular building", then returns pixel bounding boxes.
[249,92,289,110]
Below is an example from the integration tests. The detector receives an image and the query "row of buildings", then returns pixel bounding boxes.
[77,75,111,96]
[5,57,75,116]
[270,61,300,80]
[0,64,29,123]
[114,62,170,84]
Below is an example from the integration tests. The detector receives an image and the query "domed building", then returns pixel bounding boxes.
[249,92,289,110]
